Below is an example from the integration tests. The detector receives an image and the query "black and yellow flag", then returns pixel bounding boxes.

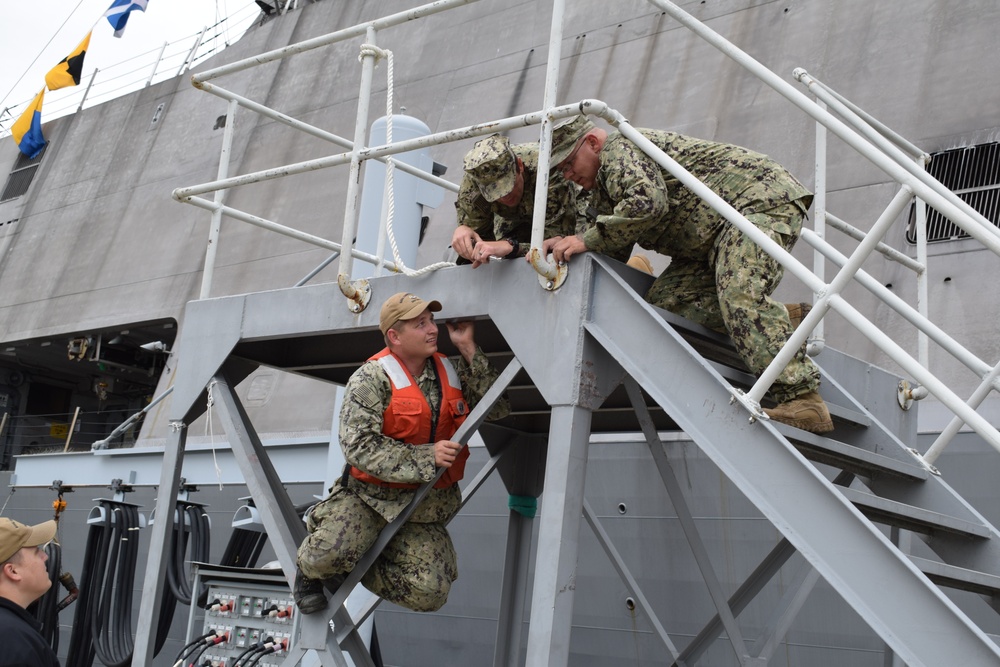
[45,32,92,91]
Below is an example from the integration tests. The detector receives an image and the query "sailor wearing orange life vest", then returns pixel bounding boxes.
[295,292,509,614]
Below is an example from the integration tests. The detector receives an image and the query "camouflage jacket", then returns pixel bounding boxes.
[456,143,580,255]
[580,129,813,261]
[339,347,509,524]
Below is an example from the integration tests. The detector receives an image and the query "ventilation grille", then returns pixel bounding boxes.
[906,142,1000,243]
[1,146,47,203]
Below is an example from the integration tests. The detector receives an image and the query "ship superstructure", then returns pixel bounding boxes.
[2,1,1000,666]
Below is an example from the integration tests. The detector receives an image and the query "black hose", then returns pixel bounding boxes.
[231,642,262,666]
[27,541,62,651]
[166,502,211,605]
[89,502,139,667]
[64,517,103,667]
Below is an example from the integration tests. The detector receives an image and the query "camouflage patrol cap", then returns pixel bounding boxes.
[379,292,442,335]
[550,115,596,168]
[463,134,518,202]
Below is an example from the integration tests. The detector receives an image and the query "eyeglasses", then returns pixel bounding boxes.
[558,136,587,175]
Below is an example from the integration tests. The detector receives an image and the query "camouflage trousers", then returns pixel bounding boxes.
[645,201,820,404]
[296,486,458,612]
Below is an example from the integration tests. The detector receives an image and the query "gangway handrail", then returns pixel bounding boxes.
[645,0,1000,256]
[824,212,925,274]
[190,0,481,85]
[640,0,1000,462]
[169,0,1000,467]
[793,70,928,162]
[558,100,1000,457]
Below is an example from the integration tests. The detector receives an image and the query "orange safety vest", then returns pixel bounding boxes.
[350,349,470,489]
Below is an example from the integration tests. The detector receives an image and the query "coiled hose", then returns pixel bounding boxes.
[66,499,174,667]
[28,541,64,651]
[166,501,211,605]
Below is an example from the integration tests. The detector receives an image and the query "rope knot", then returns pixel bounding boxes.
[358,43,389,63]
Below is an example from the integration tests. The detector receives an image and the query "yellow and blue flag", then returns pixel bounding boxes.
[11,90,47,159]
[45,31,92,91]
[104,0,149,38]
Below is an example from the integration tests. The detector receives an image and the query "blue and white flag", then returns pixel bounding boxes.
[103,0,149,38]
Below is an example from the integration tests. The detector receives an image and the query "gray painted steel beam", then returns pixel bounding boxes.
[524,404,593,667]
[493,511,534,667]
[131,423,188,667]
[211,371,370,667]
[212,370,306,576]
[623,376,750,662]
[673,538,797,666]
[749,560,821,661]
[585,256,1000,667]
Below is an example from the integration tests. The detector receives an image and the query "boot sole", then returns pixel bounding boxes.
[766,413,834,434]
[296,594,328,615]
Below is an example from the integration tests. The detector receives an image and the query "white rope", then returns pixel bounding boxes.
[205,379,224,489]
[0,486,14,517]
[359,42,454,277]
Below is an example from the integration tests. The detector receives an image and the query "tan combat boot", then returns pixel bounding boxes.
[785,302,812,330]
[764,391,834,433]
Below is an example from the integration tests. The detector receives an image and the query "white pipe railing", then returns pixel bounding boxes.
[825,212,925,274]
[190,79,459,193]
[525,0,567,283]
[199,98,238,300]
[644,0,1000,254]
[336,25,380,312]
[166,0,1000,463]
[801,230,998,385]
[810,100,828,355]
[642,0,1000,460]
[191,0,479,84]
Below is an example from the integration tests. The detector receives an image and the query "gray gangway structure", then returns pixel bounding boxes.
[130,254,1000,667]
[121,0,1000,665]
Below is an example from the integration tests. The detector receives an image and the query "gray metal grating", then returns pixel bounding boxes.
[907,142,1000,243]
[0,147,46,203]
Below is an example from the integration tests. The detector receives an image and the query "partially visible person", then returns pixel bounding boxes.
[0,518,60,667]
[295,292,510,614]
[546,115,832,433]
[452,133,580,267]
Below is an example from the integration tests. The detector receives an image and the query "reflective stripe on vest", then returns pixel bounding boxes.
[350,349,469,489]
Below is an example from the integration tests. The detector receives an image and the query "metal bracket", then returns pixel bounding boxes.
[897,379,928,410]
[338,275,372,313]
[729,387,768,425]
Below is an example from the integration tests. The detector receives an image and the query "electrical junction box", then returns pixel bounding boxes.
[186,563,308,667]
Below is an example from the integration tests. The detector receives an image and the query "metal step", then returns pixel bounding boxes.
[838,487,993,539]
[584,255,1000,665]
[910,556,1000,597]
[772,423,927,481]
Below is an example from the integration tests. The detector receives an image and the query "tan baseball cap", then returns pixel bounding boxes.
[463,134,518,202]
[0,518,56,563]
[550,115,596,168]
[379,292,442,335]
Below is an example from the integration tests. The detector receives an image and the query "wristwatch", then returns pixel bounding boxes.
[503,237,520,259]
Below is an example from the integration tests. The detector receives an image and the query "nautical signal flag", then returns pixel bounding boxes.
[104,0,150,38]
[45,32,92,91]
[11,90,47,159]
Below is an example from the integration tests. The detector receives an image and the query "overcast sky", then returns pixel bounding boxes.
[1,0,258,118]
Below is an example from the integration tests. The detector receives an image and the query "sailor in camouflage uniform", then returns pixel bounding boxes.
[294,293,509,614]
[452,133,580,266]
[547,116,833,434]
